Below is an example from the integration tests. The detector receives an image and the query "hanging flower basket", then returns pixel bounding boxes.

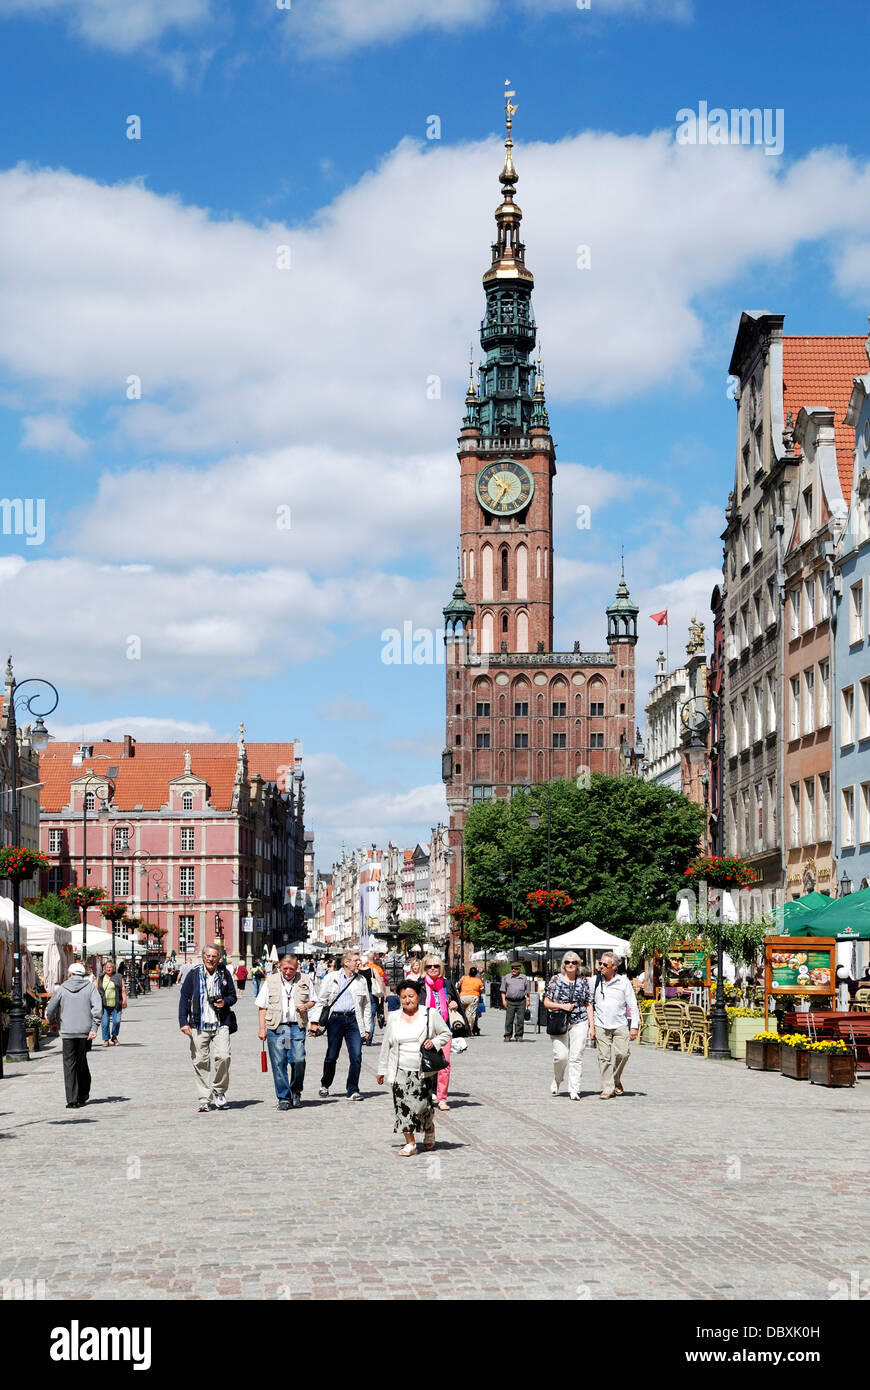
[684,855,755,889]
[0,847,51,882]
[450,903,481,925]
[100,902,128,924]
[526,888,573,912]
[60,884,107,909]
[498,917,531,934]
[121,915,143,933]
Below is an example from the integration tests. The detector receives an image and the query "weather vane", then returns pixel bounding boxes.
[504,79,517,133]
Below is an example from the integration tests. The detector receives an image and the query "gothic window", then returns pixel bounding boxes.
[516,611,529,652]
[501,612,509,633]
[501,548,509,591]
[516,545,528,599]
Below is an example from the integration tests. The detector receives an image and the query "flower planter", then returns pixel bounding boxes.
[730,1015,769,1061]
[780,1044,810,1080]
[25,1028,38,1054]
[639,1013,658,1045]
[745,1039,781,1071]
[809,1052,856,1088]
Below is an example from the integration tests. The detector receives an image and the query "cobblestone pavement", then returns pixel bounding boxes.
[2,988,869,1301]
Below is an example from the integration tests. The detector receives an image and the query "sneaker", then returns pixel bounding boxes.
[290,1092,302,1108]
[550,1081,559,1096]
[277,1099,291,1111]
[213,1093,228,1110]
[348,1092,363,1102]
[318,1086,329,1098]
[198,1101,211,1113]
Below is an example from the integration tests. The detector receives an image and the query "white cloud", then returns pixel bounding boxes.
[20,413,89,458]
[303,750,445,865]
[47,716,228,742]
[0,555,442,692]
[0,0,212,53]
[290,0,691,57]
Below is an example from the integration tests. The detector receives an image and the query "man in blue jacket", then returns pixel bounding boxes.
[179,942,237,1112]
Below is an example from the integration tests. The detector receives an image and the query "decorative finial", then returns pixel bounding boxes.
[504,80,517,134]
[620,544,625,580]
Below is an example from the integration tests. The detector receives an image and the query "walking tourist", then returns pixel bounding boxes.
[591,953,639,1099]
[309,949,371,1100]
[543,951,595,1099]
[376,978,451,1156]
[458,966,485,1035]
[45,962,101,1109]
[98,958,127,1046]
[178,942,238,1113]
[251,961,265,1000]
[501,962,531,1041]
[257,951,313,1109]
[235,960,249,993]
[362,950,386,1045]
[421,954,467,1111]
[405,953,426,986]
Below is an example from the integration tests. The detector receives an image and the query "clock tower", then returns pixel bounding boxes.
[442,87,639,933]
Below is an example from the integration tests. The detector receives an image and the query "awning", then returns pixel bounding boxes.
[525,921,631,958]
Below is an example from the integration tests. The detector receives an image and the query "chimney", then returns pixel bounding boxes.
[124,735,135,758]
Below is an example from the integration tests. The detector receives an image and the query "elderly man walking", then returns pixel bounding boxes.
[501,961,531,1041]
[257,951,313,1109]
[308,949,371,1100]
[178,942,238,1113]
[591,953,639,1098]
[45,963,101,1108]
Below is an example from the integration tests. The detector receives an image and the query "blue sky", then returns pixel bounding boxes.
[1,0,870,867]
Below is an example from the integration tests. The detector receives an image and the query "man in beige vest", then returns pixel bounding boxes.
[256,951,312,1109]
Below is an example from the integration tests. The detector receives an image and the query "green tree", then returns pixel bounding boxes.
[462,775,705,950]
[24,892,76,928]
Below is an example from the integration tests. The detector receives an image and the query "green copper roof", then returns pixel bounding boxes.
[607,575,638,616]
[443,578,475,622]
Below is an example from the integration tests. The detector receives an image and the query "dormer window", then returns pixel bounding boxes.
[182,791,193,811]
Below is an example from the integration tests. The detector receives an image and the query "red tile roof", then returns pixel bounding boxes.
[39,740,298,814]
[782,336,868,501]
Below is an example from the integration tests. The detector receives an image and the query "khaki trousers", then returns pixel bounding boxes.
[189,1026,231,1101]
[596,1025,630,1095]
[460,996,479,1030]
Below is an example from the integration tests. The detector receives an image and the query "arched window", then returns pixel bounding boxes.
[516,544,528,600]
[501,612,509,634]
[481,545,494,601]
[501,547,509,592]
[183,791,193,811]
[481,613,494,654]
[516,611,529,652]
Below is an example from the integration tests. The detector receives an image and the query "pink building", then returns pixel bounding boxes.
[40,728,304,962]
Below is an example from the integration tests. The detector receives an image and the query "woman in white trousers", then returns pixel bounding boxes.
[543,951,595,1100]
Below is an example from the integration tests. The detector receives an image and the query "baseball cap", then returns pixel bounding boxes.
[69,963,86,976]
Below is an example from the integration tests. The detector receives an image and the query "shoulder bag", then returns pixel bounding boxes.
[545,978,575,1036]
[420,1008,449,1075]
[317,971,359,1030]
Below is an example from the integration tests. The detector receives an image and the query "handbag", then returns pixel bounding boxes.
[545,979,575,1036]
[420,1008,449,1075]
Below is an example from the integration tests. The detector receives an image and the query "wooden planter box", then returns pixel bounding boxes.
[780,1044,810,1080]
[809,1052,856,1088]
[745,1039,781,1071]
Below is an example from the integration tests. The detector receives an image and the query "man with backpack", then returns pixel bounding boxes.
[591,953,640,1099]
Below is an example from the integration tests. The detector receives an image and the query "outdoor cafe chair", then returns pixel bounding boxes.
[661,1003,688,1051]
[685,1004,711,1057]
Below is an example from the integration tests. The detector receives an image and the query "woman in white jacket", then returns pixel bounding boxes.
[376,978,451,1156]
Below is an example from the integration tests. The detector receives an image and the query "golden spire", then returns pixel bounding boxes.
[501,80,518,192]
[466,344,477,402]
[535,344,545,392]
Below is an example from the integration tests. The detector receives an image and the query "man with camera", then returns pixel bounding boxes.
[179,942,238,1112]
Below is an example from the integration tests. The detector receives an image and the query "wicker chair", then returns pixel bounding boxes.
[661,1003,688,1051]
[652,1000,667,1047]
[685,1004,711,1057]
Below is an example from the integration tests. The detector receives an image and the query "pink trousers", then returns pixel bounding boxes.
[435,1036,452,1103]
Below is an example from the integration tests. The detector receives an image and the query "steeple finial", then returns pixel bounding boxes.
[501,80,518,193]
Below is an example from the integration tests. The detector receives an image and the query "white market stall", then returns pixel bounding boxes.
[6,912,73,990]
[0,899,41,993]
[523,921,631,961]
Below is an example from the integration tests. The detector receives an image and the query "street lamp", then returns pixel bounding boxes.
[840,875,853,897]
[2,664,57,1061]
[80,764,117,965]
[528,783,552,983]
[444,831,466,982]
[100,812,132,963]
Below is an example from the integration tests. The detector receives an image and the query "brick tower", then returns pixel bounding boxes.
[441,87,638,903]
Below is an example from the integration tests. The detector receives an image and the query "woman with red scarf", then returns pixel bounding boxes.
[422,954,468,1110]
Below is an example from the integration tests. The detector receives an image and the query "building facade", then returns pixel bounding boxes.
[644,649,692,792]
[39,730,304,962]
[441,99,637,902]
[720,314,866,909]
[835,339,870,892]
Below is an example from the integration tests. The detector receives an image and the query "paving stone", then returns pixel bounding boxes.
[1,989,868,1299]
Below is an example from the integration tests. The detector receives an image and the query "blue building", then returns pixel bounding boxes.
[834,338,870,896]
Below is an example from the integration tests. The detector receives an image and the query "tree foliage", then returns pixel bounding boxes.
[23,892,76,928]
[462,776,705,951]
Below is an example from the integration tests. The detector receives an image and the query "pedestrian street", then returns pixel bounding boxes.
[2,986,868,1302]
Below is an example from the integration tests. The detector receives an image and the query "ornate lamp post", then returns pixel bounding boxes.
[1,662,57,1061]
[79,766,116,964]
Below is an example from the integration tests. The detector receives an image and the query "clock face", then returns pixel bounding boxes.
[475,458,535,516]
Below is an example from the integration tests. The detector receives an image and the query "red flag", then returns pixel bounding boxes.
[650,610,668,626]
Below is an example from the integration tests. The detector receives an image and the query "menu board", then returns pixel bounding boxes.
[765,937,836,996]
[663,945,710,987]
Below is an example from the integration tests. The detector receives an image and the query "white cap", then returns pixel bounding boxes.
[68,963,86,976]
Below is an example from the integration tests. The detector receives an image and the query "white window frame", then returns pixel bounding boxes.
[817,773,830,842]
[179,866,195,898]
[860,783,870,846]
[180,827,195,852]
[802,668,815,736]
[818,661,831,728]
[113,866,130,898]
[802,778,815,846]
[804,577,815,631]
[790,587,801,639]
[789,783,801,848]
[859,678,870,741]
[179,916,196,953]
[850,580,864,645]
[789,676,800,740]
[766,673,777,734]
[842,685,855,746]
[842,786,856,847]
[48,829,62,853]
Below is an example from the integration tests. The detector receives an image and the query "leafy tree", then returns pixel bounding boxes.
[397,919,427,946]
[23,892,76,928]
[462,775,705,951]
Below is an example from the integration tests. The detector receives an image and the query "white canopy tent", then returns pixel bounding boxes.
[524,922,631,959]
[66,924,147,958]
[0,915,36,994]
[1,909,74,990]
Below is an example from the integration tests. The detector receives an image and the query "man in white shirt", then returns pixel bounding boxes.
[257,951,313,1109]
[591,953,640,1099]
